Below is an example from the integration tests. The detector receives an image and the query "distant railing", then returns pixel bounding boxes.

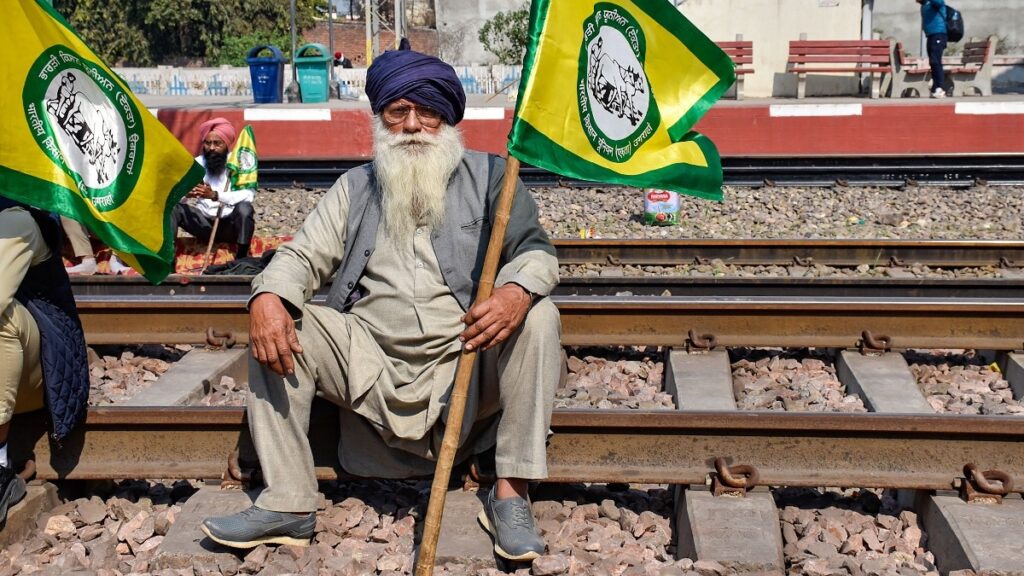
[115,56,1023,100]
[115,64,526,99]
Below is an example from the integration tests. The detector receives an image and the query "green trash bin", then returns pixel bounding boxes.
[294,43,331,103]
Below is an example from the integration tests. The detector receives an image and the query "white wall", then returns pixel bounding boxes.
[676,0,863,97]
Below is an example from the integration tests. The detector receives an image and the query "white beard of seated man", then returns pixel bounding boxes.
[373,118,464,244]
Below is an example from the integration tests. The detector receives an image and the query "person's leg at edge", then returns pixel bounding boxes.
[61,217,97,275]
[0,300,44,525]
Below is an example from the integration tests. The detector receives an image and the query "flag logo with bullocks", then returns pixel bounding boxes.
[2,0,203,283]
[25,46,144,209]
[509,0,735,200]
[228,124,258,191]
[579,4,659,163]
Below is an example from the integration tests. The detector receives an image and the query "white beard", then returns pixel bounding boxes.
[372,120,465,244]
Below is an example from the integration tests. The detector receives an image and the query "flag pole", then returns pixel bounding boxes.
[200,204,224,274]
[414,154,521,576]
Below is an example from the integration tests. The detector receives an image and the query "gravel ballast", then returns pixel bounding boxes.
[731,349,867,413]
[255,185,1024,242]
[907,350,1024,415]
[557,347,672,410]
[87,345,190,406]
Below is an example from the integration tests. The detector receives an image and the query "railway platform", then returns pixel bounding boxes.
[138,93,1024,160]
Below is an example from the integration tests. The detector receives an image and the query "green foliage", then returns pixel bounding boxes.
[52,0,321,66]
[217,32,294,67]
[478,5,529,65]
[53,0,153,66]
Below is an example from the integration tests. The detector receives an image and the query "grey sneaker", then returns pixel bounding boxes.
[201,505,315,549]
[477,486,545,561]
[0,466,27,529]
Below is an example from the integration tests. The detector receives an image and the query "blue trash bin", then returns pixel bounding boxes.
[246,45,285,104]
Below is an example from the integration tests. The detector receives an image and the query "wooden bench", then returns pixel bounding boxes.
[947,36,997,96]
[884,41,933,97]
[717,39,754,100]
[786,39,894,99]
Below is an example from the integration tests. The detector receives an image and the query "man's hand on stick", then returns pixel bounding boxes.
[459,283,532,351]
[249,293,304,375]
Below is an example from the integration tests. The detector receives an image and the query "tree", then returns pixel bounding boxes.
[478,5,529,65]
[52,0,322,66]
[145,0,233,64]
[53,0,153,66]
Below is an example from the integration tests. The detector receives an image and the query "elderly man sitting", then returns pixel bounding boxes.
[201,49,561,562]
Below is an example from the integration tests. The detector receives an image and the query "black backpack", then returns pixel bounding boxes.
[945,4,964,42]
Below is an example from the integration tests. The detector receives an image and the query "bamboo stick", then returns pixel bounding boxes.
[414,155,522,575]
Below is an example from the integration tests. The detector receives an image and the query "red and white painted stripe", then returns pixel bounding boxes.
[154,99,1024,160]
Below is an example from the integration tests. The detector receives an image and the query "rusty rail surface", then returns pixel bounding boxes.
[70,239,1024,300]
[77,295,1024,350]
[10,407,1024,492]
[553,239,1024,267]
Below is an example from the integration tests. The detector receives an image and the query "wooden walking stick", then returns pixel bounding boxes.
[200,203,224,274]
[414,155,522,576]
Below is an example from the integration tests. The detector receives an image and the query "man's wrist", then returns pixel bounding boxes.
[512,283,539,306]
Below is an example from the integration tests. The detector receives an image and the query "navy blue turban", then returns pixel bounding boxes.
[365,49,466,126]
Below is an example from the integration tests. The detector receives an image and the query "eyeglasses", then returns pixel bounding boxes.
[381,103,444,128]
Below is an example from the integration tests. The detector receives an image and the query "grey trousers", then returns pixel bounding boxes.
[248,298,562,513]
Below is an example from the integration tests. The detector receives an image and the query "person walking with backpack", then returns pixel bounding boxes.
[918,0,949,98]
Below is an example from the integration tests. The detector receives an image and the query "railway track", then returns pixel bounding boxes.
[30,240,1024,492]
[71,239,1024,299]
[70,239,1024,346]
[13,250,1024,571]
[9,406,1024,492]
[260,155,1024,188]
[74,295,1024,349]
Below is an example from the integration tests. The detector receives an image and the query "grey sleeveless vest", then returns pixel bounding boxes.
[324,151,554,312]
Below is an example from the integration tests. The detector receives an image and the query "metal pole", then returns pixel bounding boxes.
[365,0,374,66]
[394,0,404,49]
[861,0,873,41]
[861,0,874,94]
[290,0,298,82]
[328,0,335,83]
[284,0,301,102]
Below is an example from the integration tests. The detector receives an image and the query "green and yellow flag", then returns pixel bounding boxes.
[227,125,258,191]
[0,0,204,282]
[508,0,734,200]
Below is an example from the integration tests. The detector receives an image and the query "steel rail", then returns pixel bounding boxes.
[69,240,1024,299]
[11,407,1024,491]
[70,274,1024,299]
[553,239,1024,267]
[259,156,1024,188]
[76,295,1024,349]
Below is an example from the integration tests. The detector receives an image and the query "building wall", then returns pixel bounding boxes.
[872,0,1023,56]
[303,21,440,67]
[676,0,863,97]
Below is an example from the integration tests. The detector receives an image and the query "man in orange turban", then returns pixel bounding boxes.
[171,117,255,259]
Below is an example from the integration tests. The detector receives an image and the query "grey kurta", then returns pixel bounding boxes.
[247,154,561,511]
